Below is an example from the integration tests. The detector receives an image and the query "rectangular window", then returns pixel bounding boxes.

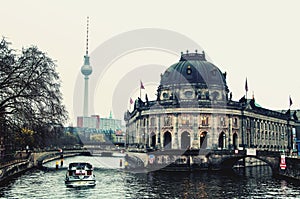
[164,116,172,126]
[150,118,156,126]
[201,116,209,126]
[181,114,189,125]
[220,117,225,126]
[233,118,238,127]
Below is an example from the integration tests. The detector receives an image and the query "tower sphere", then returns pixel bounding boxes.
[81,55,92,76]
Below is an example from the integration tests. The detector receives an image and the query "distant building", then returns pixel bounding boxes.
[124,51,300,154]
[99,112,124,145]
[77,114,122,131]
[76,113,125,145]
[77,115,100,129]
[99,112,122,131]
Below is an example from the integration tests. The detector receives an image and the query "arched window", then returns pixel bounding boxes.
[163,132,172,149]
[218,132,226,149]
[181,131,190,149]
[150,132,156,148]
[200,132,208,149]
[233,133,238,149]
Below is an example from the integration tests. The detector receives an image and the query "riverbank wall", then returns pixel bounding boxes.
[0,158,34,184]
[277,157,300,182]
[1,150,300,183]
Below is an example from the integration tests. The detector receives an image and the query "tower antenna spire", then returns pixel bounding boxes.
[86,16,89,55]
[81,16,92,117]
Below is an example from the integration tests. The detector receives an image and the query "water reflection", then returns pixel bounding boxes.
[0,156,299,198]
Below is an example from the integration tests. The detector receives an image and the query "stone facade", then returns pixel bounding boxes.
[124,51,299,153]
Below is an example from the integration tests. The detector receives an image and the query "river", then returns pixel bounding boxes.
[0,156,299,198]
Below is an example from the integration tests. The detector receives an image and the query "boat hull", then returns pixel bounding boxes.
[65,179,96,187]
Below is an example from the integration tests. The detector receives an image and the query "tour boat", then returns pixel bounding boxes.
[65,162,96,187]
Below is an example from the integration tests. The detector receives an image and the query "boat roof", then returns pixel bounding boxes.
[68,162,93,170]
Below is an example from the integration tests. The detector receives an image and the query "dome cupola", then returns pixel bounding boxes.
[158,50,229,103]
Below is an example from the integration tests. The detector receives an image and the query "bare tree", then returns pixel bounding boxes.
[0,38,68,150]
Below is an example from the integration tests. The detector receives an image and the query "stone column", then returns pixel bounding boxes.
[211,113,218,149]
[146,117,149,147]
[157,115,161,149]
[206,114,212,149]
[250,118,255,148]
[228,117,232,149]
[174,113,179,149]
[135,121,138,145]
[192,114,198,149]
[241,112,245,149]
[138,119,142,144]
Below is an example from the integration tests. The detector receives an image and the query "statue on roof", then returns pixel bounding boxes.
[293,111,298,121]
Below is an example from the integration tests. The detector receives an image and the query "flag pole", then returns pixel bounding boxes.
[140,80,145,100]
[245,77,248,100]
[129,97,133,111]
[289,95,292,110]
[140,82,141,100]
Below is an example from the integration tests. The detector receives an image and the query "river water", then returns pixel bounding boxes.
[0,156,299,199]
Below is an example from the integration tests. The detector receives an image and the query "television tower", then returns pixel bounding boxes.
[81,16,92,117]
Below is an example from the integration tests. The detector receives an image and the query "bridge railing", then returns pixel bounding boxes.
[256,150,281,157]
[208,150,241,155]
[207,149,281,157]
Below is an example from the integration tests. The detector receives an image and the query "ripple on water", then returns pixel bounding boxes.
[0,157,300,198]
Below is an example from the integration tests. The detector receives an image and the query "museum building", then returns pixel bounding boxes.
[124,51,299,152]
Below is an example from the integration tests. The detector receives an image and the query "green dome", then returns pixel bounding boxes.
[160,52,227,90]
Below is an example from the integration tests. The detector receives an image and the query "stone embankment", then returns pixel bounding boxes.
[0,152,34,183]
[0,149,90,183]
[278,157,300,182]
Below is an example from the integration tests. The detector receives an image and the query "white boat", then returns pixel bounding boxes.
[65,162,96,187]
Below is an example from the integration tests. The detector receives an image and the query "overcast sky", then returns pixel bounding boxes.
[2,0,300,125]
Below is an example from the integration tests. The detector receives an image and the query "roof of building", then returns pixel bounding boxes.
[160,51,227,90]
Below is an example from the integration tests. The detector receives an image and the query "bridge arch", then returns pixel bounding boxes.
[219,155,279,174]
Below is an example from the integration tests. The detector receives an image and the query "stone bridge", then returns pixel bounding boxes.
[124,149,283,174]
[206,150,281,173]
[32,148,285,176]
[34,149,91,167]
